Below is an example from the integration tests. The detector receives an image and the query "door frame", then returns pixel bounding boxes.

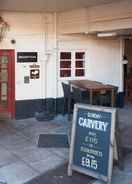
[120,38,125,93]
[0,49,15,118]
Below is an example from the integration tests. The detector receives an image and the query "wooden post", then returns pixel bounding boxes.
[115,110,124,170]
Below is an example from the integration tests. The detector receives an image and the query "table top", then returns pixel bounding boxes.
[70,80,117,91]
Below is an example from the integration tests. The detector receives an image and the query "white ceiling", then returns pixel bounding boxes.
[0,0,122,12]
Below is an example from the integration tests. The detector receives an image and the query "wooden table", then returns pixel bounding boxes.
[70,80,117,107]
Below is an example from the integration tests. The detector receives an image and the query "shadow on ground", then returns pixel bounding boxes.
[25,163,94,184]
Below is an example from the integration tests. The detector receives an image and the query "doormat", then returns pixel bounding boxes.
[37,134,69,148]
[25,163,94,184]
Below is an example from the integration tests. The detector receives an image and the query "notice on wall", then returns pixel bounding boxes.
[17,52,37,63]
[24,76,30,84]
[30,69,40,79]
[68,104,116,184]
[30,64,40,68]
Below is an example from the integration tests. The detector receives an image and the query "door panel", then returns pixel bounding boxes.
[0,50,15,118]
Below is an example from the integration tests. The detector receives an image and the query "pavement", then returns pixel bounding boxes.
[0,104,131,184]
[93,103,132,184]
[26,163,94,184]
[0,116,69,184]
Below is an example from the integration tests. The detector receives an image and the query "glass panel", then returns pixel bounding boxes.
[1,63,8,69]
[75,69,85,76]
[1,56,8,64]
[60,60,71,68]
[75,52,85,59]
[76,60,84,68]
[60,52,71,59]
[60,70,71,77]
[0,56,8,69]
[1,83,8,105]
[0,69,8,82]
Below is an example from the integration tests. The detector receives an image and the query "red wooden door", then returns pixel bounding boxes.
[0,50,15,118]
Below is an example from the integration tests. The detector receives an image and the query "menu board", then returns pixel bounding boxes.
[68,104,116,184]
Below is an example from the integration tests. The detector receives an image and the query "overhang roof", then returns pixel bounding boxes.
[0,0,122,12]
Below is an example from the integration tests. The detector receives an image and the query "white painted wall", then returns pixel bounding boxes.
[0,11,123,101]
[0,12,57,100]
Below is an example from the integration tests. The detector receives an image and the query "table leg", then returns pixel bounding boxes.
[68,97,71,121]
[111,89,115,107]
[90,90,93,105]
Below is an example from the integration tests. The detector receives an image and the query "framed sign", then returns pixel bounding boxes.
[17,52,37,63]
[30,69,40,79]
[68,104,116,184]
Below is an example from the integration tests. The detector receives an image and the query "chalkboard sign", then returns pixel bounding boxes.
[17,52,37,63]
[68,104,116,184]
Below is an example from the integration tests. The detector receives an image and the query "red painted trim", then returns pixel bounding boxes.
[0,49,15,118]
[10,50,15,118]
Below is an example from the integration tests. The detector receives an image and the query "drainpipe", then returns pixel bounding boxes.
[54,12,58,113]
[41,13,49,111]
[44,14,48,105]
[42,13,58,113]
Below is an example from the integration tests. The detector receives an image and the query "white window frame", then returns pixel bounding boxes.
[74,51,85,77]
[59,50,86,80]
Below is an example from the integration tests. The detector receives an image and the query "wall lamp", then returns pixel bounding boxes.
[97,32,117,37]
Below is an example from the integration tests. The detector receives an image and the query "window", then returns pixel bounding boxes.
[75,52,85,77]
[60,51,85,78]
[60,52,71,77]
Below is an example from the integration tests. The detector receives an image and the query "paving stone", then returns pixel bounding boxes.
[12,145,53,163]
[0,147,19,168]
[10,118,38,130]
[51,148,69,160]
[0,132,30,145]
[29,154,66,173]
[92,181,105,184]
[0,161,38,184]
[0,122,17,137]
[1,138,34,151]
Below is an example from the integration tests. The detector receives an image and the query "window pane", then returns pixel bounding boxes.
[60,61,71,68]
[60,70,71,77]
[75,69,84,76]
[0,82,8,107]
[76,60,84,68]
[0,56,8,69]
[75,52,85,59]
[0,69,8,82]
[1,83,7,101]
[0,56,8,64]
[60,52,71,59]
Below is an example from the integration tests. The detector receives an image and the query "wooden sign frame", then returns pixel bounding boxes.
[68,104,117,184]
